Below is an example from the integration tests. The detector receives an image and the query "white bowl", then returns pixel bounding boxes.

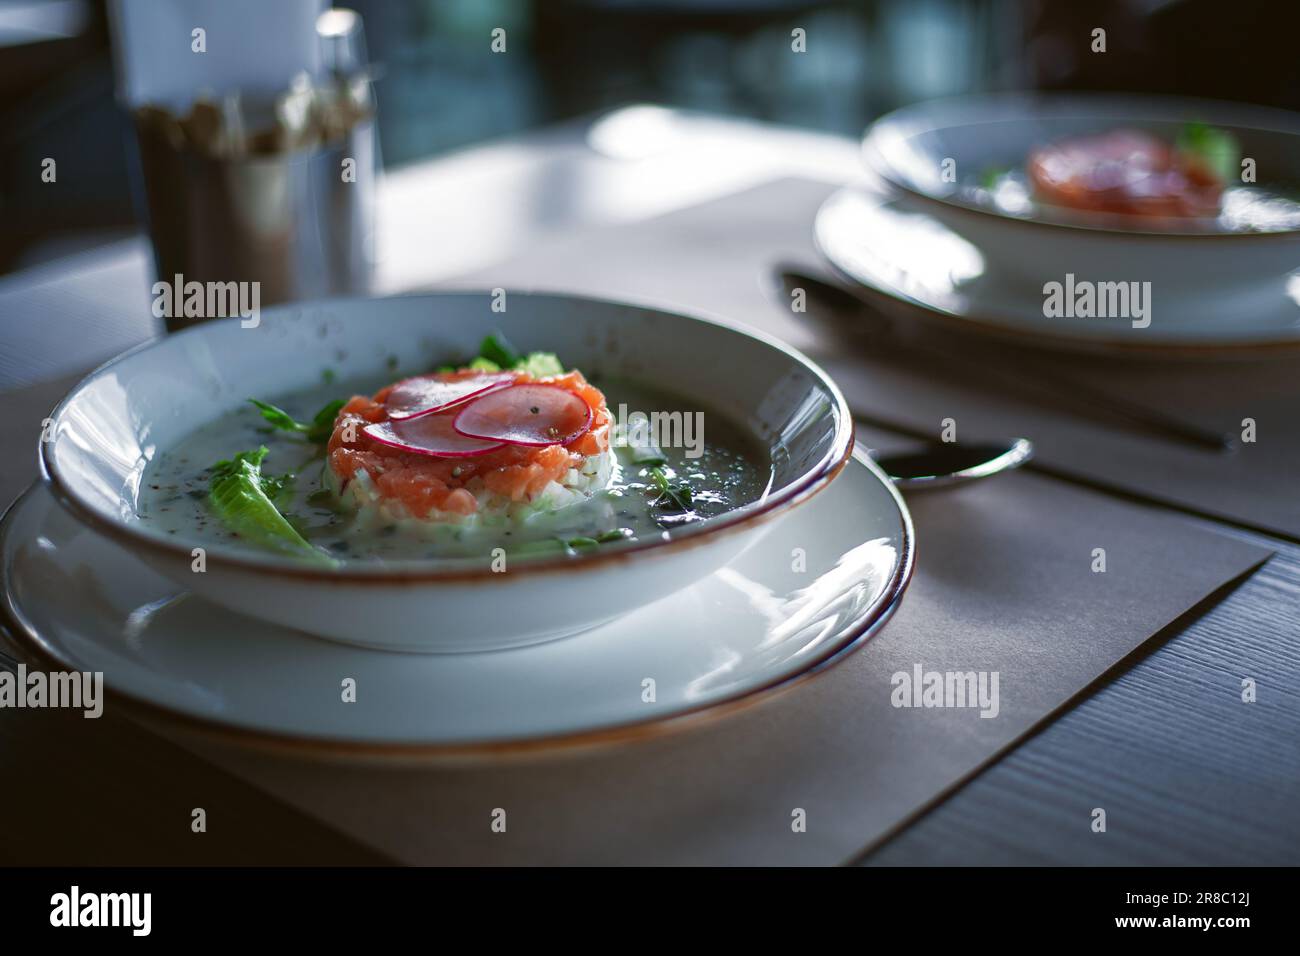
[40,292,853,652]
[861,93,1300,347]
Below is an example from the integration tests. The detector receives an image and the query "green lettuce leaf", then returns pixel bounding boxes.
[208,447,332,564]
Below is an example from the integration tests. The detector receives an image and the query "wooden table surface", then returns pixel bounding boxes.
[1,112,1296,865]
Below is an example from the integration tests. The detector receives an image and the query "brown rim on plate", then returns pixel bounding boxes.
[38,291,856,584]
[0,448,914,762]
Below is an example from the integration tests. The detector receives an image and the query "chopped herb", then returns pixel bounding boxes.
[248,400,298,432]
[474,334,564,378]
[478,333,520,368]
[309,399,346,434]
[1176,122,1239,184]
[596,529,632,543]
[649,466,693,513]
[979,165,1011,190]
[249,397,345,443]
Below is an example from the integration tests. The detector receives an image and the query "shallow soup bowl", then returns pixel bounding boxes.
[861,93,1300,346]
[40,292,853,652]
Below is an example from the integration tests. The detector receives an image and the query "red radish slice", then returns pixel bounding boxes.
[364,414,506,458]
[453,383,592,447]
[385,372,516,421]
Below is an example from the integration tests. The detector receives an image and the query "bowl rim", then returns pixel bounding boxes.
[862,90,1300,240]
[2,448,914,760]
[39,290,856,584]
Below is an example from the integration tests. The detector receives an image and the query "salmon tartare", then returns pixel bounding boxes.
[1027,128,1224,219]
[326,365,614,525]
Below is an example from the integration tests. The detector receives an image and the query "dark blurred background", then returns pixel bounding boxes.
[2,0,1298,276]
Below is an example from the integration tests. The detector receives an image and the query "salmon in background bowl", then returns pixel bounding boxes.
[39,292,854,651]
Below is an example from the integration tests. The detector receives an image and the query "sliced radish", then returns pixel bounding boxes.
[385,372,516,421]
[453,383,592,447]
[364,414,506,458]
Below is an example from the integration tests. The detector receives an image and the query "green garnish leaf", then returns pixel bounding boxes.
[208,447,332,564]
[248,399,299,432]
[509,529,630,559]
[979,165,1011,190]
[209,446,267,481]
[469,335,564,378]
[478,333,520,369]
[1176,121,1239,184]
[309,399,345,434]
[649,466,693,512]
[249,397,344,443]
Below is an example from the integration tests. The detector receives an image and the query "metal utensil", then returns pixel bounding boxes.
[873,438,1034,491]
[780,269,1233,453]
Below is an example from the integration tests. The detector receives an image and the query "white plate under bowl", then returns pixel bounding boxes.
[853,93,1300,354]
[0,451,911,759]
[39,292,853,651]
[816,185,1300,356]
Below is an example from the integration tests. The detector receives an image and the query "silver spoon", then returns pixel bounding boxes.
[871,437,1034,491]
